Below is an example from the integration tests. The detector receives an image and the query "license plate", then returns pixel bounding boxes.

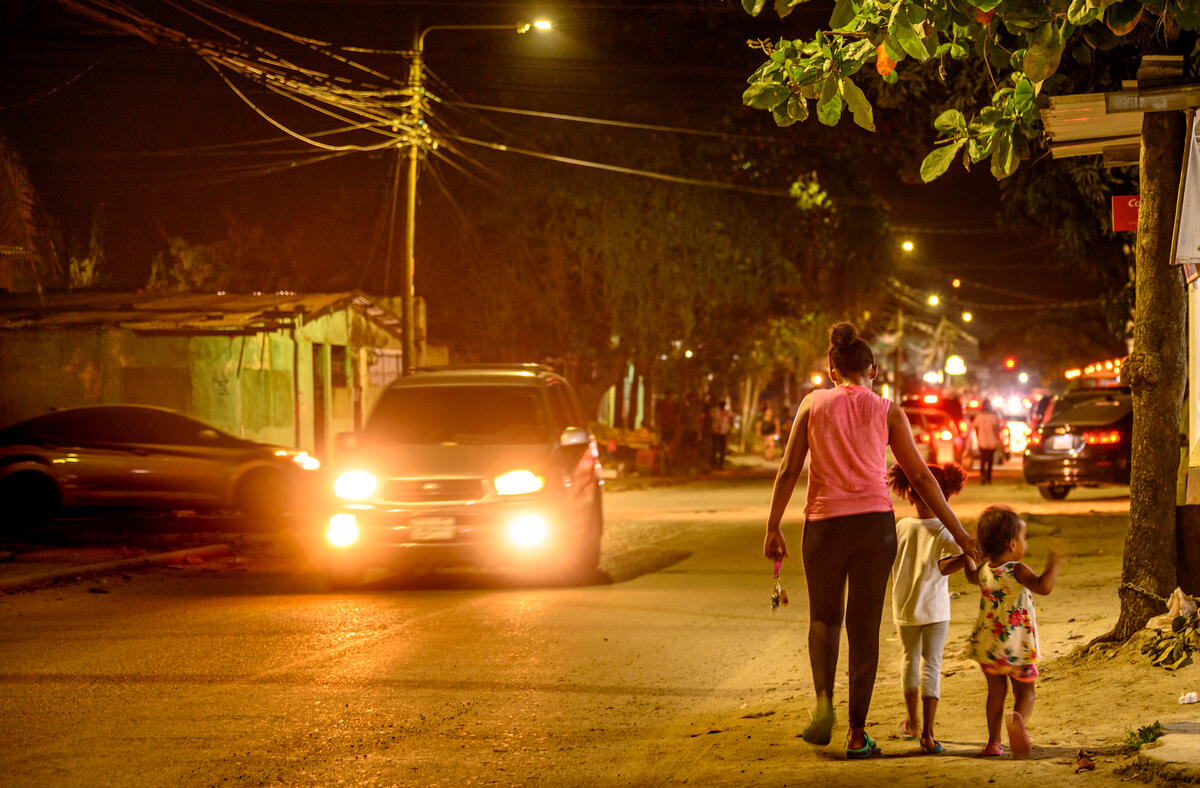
[1051,434,1075,450]
[410,517,456,541]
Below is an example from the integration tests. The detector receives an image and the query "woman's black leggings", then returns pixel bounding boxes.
[801,510,897,729]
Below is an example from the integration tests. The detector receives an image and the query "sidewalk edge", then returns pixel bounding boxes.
[0,543,233,593]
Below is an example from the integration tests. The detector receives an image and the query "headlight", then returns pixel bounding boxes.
[292,452,321,471]
[494,470,545,496]
[327,514,359,547]
[334,470,377,500]
[509,514,548,546]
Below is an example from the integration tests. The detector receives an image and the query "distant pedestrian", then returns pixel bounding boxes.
[710,398,732,469]
[970,402,1005,485]
[888,461,970,756]
[965,505,1064,757]
[763,320,978,760]
[760,406,778,461]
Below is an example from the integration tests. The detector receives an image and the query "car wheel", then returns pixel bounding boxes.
[235,469,291,521]
[1038,484,1072,501]
[0,471,60,531]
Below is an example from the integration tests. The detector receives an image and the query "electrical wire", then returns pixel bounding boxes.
[0,53,109,110]
[444,133,803,199]
[437,99,789,142]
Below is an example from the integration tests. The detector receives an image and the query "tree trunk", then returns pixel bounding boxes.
[1102,109,1188,642]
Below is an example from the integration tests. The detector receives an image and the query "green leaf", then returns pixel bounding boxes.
[891,19,931,60]
[830,0,857,28]
[817,78,845,125]
[772,103,798,126]
[967,0,1004,11]
[934,108,968,132]
[884,35,908,63]
[742,0,768,15]
[743,82,793,109]
[841,77,875,130]
[920,140,966,182]
[1023,22,1066,83]
[838,39,875,76]
[1068,0,1100,24]
[989,131,1017,178]
[1106,0,1143,33]
[788,95,809,121]
[1012,76,1036,112]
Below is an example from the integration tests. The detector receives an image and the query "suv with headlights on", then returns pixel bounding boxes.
[317,365,603,583]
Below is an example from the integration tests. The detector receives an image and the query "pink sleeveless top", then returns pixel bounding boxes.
[804,385,893,521]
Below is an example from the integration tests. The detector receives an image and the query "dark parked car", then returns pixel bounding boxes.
[0,404,321,527]
[318,364,603,583]
[1023,386,1131,500]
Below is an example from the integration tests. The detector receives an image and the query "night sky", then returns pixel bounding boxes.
[0,0,1124,368]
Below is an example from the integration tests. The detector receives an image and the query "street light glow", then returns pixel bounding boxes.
[945,355,967,375]
[518,19,553,32]
[901,240,915,252]
[927,294,940,306]
[952,278,961,288]
[1018,371,1029,383]
[961,311,973,322]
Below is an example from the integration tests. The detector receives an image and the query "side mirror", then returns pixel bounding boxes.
[560,426,590,447]
[335,432,358,452]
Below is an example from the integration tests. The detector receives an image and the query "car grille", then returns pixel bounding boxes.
[381,478,487,503]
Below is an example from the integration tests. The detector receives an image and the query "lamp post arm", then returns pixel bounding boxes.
[418,23,525,50]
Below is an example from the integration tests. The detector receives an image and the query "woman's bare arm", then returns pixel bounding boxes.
[763,395,812,560]
[886,402,979,561]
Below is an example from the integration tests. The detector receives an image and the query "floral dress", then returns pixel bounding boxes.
[967,561,1040,681]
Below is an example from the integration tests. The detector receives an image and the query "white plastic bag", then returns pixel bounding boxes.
[1147,587,1197,631]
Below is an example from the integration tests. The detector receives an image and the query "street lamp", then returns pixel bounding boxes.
[927,294,940,307]
[393,19,553,374]
[901,240,915,252]
[961,311,973,322]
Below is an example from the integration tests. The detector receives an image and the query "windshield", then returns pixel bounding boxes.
[364,385,555,445]
[1049,392,1131,425]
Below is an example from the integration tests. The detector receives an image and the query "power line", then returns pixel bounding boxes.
[438,99,784,142]
[444,133,800,198]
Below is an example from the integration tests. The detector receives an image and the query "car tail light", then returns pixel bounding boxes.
[919,433,931,443]
[959,420,968,433]
[1082,429,1122,445]
[939,430,953,441]
[1030,431,1043,447]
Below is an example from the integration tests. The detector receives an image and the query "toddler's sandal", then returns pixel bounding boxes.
[980,742,1004,757]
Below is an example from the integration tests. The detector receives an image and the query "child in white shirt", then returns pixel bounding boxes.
[887,461,969,755]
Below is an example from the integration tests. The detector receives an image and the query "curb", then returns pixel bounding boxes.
[0,543,234,593]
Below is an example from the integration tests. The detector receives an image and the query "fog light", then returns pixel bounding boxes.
[327,514,359,547]
[509,514,548,546]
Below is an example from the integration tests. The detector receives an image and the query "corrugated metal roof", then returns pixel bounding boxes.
[0,290,403,339]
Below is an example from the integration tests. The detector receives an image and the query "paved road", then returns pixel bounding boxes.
[0,465,1132,786]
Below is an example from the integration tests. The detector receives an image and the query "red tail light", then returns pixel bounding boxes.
[1030,431,1043,447]
[919,433,931,443]
[1082,429,1122,445]
[958,420,967,432]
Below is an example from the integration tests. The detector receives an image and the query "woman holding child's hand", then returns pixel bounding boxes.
[763,321,978,760]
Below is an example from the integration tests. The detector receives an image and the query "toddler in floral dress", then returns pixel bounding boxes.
[966,506,1063,757]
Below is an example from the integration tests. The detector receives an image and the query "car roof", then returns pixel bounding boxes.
[388,364,564,388]
[10,403,193,425]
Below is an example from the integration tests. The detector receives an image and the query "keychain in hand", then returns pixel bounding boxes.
[771,559,789,610]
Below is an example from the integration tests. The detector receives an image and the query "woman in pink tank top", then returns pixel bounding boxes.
[763,321,978,759]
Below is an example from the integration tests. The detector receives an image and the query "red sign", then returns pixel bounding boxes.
[1112,195,1139,232]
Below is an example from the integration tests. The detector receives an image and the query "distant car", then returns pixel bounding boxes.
[902,394,966,466]
[0,405,321,528]
[318,364,604,583]
[1023,386,1131,500]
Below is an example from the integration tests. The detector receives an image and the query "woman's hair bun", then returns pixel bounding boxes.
[829,321,858,349]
